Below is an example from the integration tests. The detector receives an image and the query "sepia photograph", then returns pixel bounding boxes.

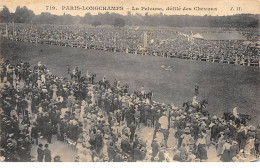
[0,0,259,164]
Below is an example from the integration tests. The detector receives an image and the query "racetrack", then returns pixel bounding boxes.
[1,40,260,126]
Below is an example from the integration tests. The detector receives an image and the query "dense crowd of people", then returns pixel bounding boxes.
[0,58,259,162]
[1,24,260,67]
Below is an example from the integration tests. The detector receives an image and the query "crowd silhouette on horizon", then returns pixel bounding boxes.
[1,24,260,67]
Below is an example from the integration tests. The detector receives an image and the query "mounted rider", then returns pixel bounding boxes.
[103,76,106,83]
[192,96,199,107]
[195,85,199,96]
[233,106,239,118]
[71,67,77,78]
[116,81,121,90]
[85,70,90,79]
[141,85,145,96]
[66,65,70,75]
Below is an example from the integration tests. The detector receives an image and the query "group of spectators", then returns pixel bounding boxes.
[1,24,259,67]
[0,58,259,162]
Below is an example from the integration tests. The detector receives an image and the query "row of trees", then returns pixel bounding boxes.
[0,6,35,23]
[0,6,125,27]
[0,6,259,28]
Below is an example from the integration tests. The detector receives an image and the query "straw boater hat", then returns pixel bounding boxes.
[232,141,238,145]
[154,156,159,161]
[123,136,129,141]
[104,134,110,139]
[87,114,91,119]
[104,156,109,162]
[249,125,256,131]
[184,127,190,133]
[201,117,207,120]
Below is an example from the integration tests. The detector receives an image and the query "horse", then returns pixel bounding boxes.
[194,85,199,96]
[99,80,110,89]
[183,101,191,112]
[145,91,153,101]
[70,70,82,81]
[121,84,129,93]
[223,112,251,126]
[134,91,143,100]
[183,99,208,114]
[224,112,236,121]
[196,99,208,114]
[89,74,96,84]
[23,62,30,69]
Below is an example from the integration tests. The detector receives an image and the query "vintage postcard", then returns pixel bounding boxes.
[0,0,259,163]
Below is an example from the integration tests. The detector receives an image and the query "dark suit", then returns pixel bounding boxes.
[43,148,52,162]
[37,147,44,162]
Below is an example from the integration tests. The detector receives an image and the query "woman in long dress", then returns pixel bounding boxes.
[196,134,208,161]
[52,85,57,100]
[80,100,86,123]
[26,96,32,119]
[220,140,231,162]
[216,132,225,156]
[244,137,255,157]
[205,128,211,148]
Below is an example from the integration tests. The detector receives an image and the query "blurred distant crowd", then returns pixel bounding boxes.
[1,24,259,67]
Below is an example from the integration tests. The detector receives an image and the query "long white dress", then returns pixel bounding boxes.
[52,86,57,100]
[244,138,255,157]
[26,97,32,118]
[80,100,86,123]
[41,74,46,84]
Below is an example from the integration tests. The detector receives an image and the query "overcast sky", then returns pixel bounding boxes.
[0,0,259,16]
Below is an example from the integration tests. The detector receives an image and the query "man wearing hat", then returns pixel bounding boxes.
[37,144,44,162]
[43,144,52,162]
[31,122,39,145]
[107,141,116,161]
[128,121,136,142]
[121,136,132,155]
[211,120,219,143]
[95,130,103,153]
[151,138,160,161]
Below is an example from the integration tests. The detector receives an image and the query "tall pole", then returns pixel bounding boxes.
[143,31,147,49]
[5,24,8,37]
[13,18,14,32]
[12,18,15,41]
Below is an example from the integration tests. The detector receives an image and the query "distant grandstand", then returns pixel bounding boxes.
[192,32,247,41]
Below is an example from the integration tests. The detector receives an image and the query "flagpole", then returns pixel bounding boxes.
[5,24,8,38]
[12,18,14,41]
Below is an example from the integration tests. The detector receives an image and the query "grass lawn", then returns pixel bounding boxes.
[1,40,259,126]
